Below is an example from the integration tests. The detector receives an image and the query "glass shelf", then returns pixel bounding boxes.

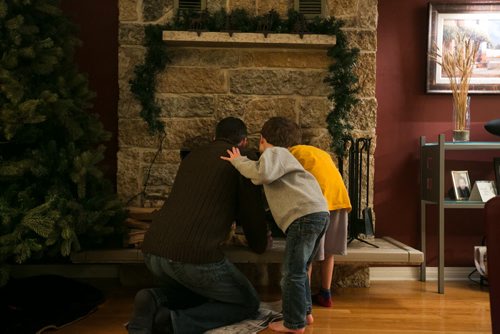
[422,141,500,150]
[422,199,486,209]
[443,200,485,209]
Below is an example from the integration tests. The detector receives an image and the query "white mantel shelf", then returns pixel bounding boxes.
[162,31,336,49]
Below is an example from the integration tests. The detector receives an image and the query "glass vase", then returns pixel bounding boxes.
[452,96,471,142]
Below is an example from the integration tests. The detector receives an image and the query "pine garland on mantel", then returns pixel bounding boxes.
[130,9,359,155]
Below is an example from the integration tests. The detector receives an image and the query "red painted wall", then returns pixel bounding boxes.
[376,0,500,266]
[61,0,118,184]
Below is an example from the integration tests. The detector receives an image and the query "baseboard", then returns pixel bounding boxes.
[9,264,478,282]
[369,266,476,281]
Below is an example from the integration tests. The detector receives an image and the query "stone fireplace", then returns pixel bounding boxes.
[117,0,377,210]
[67,1,427,289]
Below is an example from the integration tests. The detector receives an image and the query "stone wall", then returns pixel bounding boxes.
[117,0,377,208]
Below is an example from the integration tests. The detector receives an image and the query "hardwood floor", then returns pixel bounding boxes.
[51,280,491,334]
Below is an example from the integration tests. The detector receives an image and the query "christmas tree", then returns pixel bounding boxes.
[0,0,125,285]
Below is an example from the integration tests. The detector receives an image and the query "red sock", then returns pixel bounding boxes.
[312,289,332,307]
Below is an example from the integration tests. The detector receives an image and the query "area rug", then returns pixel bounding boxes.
[0,275,105,334]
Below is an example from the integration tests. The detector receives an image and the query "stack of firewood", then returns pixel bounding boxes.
[124,207,157,248]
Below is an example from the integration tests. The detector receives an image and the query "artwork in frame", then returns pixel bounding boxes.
[451,170,471,200]
[427,3,500,94]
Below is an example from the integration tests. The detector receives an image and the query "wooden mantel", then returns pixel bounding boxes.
[162,31,336,49]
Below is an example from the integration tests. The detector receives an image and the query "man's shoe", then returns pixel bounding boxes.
[128,289,173,334]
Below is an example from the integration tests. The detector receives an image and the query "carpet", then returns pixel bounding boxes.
[0,275,105,334]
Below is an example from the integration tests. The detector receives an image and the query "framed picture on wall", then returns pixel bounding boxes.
[451,170,471,200]
[427,3,500,93]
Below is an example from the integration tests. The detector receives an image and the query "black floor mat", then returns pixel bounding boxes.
[0,275,105,333]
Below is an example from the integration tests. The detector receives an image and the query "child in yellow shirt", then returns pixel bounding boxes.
[272,117,351,307]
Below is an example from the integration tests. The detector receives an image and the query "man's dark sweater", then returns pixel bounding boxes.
[142,140,268,264]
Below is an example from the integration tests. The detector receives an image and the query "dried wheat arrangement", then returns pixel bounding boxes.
[431,34,479,131]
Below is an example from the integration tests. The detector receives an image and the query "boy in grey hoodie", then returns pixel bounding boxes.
[221,117,329,333]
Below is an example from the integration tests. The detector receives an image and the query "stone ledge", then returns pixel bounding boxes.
[163,31,336,49]
[70,237,423,266]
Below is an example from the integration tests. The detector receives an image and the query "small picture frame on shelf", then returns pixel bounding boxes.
[494,158,500,192]
[469,181,498,202]
[451,170,471,200]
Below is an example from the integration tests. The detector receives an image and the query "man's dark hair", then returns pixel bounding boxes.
[215,117,248,145]
[260,117,302,147]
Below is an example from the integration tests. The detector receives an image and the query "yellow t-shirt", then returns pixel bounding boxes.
[289,145,351,212]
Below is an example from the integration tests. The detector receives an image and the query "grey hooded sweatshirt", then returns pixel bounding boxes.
[230,146,328,233]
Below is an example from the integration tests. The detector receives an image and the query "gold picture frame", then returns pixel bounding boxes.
[427,3,500,94]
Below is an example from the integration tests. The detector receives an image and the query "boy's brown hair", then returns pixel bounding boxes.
[260,117,302,147]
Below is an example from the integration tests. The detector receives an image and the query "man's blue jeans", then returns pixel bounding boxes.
[145,253,260,333]
[281,212,329,330]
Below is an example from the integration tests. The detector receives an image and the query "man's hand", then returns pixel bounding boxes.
[221,147,241,162]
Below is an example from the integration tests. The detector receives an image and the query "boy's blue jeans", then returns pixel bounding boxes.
[144,253,260,333]
[282,211,329,330]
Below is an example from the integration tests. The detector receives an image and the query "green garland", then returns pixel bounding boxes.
[129,25,170,134]
[130,9,359,155]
